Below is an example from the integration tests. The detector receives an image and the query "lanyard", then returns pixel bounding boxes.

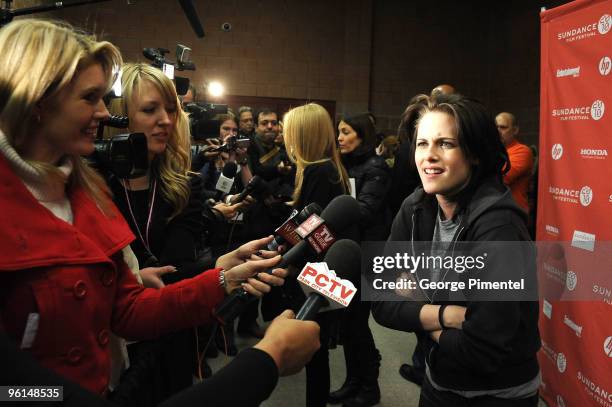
[122,178,157,255]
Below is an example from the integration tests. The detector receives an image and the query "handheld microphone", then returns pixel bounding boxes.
[267,202,322,251]
[230,175,269,204]
[296,239,360,320]
[215,161,237,195]
[213,195,361,324]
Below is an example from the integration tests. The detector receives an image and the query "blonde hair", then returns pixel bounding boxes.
[283,103,348,202]
[106,63,192,219]
[0,19,122,211]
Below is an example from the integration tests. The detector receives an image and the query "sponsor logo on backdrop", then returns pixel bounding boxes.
[556,394,566,407]
[557,352,567,373]
[605,337,612,357]
[543,261,566,286]
[600,56,612,76]
[577,371,612,404]
[592,284,611,305]
[543,299,553,319]
[552,143,563,160]
[557,15,610,42]
[541,340,557,364]
[556,66,580,78]
[546,224,560,236]
[571,230,596,252]
[591,100,605,120]
[580,148,608,160]
[598,14,611,35]
[579,186,593,206]
[566,270,577,291]
[563,314,583,337]
[609,194,612,203]
[549,185,580,204]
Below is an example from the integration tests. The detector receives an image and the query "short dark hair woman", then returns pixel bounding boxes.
[373,93,540,407]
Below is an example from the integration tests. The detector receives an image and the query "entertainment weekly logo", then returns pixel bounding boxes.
[563,314,582,337]
[577,371,612,404]
[548,185,593,206]
[551,100,605,121]
[557,14,611,42]
[556,66,580,78]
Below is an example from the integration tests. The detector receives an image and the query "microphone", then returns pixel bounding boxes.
[213,195,361,324]
[178,0,205,38]
[296,239,360,320]
[267,202,322,251]
[230,175,269,204]
[215,161,237,195]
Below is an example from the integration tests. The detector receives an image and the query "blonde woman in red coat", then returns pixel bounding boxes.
[0,19,290,396]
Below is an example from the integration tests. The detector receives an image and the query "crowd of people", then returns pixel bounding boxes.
[0,18,540,407]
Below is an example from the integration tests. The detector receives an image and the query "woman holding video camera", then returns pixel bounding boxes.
[372,93,540,407]
[0,19,292,399]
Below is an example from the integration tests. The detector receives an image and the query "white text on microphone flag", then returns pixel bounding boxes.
[297,263,357,310]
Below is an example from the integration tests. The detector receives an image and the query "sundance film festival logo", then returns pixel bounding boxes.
[591,100,605,120]
[577,371,612,403]
[557,352,567,373]
[566,270,577,291]
[600,56,611,76]
[580,186,593,206]
[549,185,579,204]
[552,143,563,160]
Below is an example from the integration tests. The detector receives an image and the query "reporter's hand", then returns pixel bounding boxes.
[254,310,320,376]
[442,305,467,329]
[140,266,176,289]
[223,255,286,295]
[430,329,442,343]
[213,202,243,219]
[216,235,277,270]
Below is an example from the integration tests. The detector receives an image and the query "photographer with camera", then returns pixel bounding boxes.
[0,19,306,403]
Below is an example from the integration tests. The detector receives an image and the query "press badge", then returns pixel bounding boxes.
[20,313,39,349]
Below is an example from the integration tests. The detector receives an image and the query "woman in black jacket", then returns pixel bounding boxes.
[328,114,390,407]
[283,103,350,407]
[372,94,540,407]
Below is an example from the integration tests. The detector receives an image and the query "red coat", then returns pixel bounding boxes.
[0,156,224,394]
[503,140,534,213]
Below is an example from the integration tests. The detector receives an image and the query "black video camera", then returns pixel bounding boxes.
[209,135,251,153]
[184,102,229,141]
[86,116,149,179]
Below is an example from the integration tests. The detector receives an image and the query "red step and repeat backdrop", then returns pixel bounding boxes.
[538,1,611,406]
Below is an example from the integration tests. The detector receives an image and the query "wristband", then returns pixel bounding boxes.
[218,269,227,289]
[438,304,448,329]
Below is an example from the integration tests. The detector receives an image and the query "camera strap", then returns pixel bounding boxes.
[122,178,158,257]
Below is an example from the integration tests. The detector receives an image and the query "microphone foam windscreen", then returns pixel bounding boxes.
[222,161,238,178]
[323,239,361,281]
[320,195,361,233]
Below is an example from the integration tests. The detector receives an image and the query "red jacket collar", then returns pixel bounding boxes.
[0,155,134,270]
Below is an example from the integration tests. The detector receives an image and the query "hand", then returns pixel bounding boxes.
[223,255,286,295]
[254,310,320,376]
[216,236,278,270]
[139,265,176,289]
[430,330,442,343]
[442,305,467,329]
[277,161,292,175]
[213,202,243,219]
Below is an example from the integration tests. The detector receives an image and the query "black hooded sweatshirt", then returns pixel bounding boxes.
[372,177,541,391]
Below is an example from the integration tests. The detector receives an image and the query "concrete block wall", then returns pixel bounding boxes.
[9,0,572,144]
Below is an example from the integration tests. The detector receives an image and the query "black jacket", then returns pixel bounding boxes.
[372,178,540,391]
[342,149,391,241]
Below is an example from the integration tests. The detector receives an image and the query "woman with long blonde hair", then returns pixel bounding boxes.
[0,19,288,396]
[282,103,349,407]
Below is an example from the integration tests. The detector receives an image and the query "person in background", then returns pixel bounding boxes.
[0,18,290,399]
[330,113,390,407]
[238,105,256,139]
[376,134,400,168]
[282,103,350,407]
[495,112,533,214]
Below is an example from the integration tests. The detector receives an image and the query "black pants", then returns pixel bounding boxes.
[341,299,380,386]
[419,377,539,407]
[305,313,332,407]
